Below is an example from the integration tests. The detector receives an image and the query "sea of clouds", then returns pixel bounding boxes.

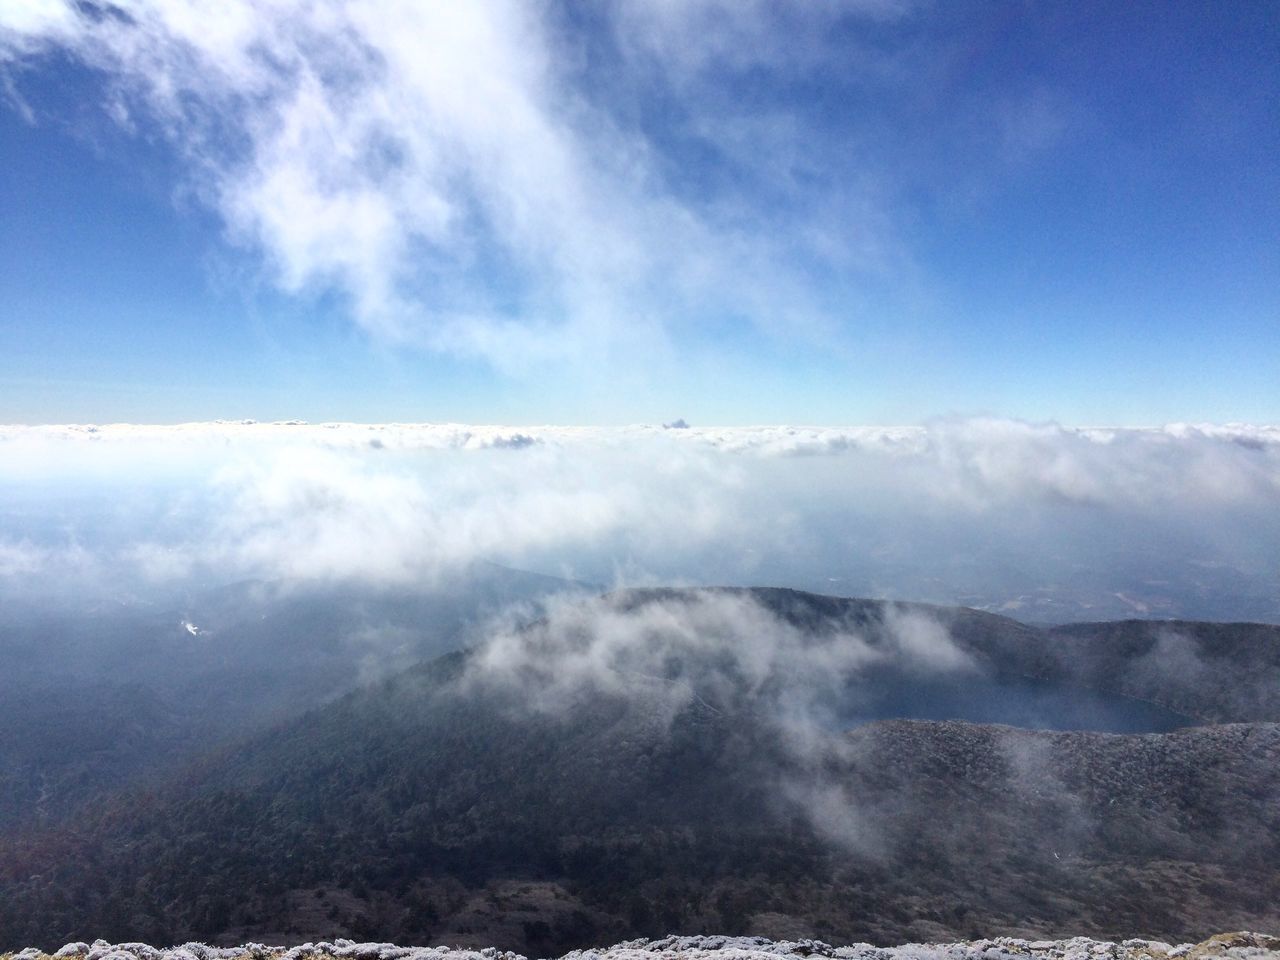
[1,418,1277,622]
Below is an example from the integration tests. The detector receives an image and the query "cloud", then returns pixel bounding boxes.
[607,0,915,108]
[469,590,878,720]
[1132,629,1208,704]
[464,587,976,848]
[4,418,1278,505]
[0,536,96,596]
[0,419,1277,622]
[0,539,48,577]
[885,607,976,673]
[0,0,912,373]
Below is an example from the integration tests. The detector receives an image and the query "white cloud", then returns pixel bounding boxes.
[465,587,975,846]
[609,0,915,89]
[471,590,882,720]
[0,538,45,576]
[203,443,675,584]
[3,417,1277,506]
[0,0,903,372]
[885,606,976,673]
[0,419,1277,621]
[0,536,95,584]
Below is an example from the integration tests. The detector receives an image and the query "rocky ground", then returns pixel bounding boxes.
[4,933,1279,960]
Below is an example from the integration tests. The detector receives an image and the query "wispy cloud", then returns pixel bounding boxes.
[465,586,976,848]
[0,0,919,373]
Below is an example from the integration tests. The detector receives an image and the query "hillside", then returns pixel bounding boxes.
[1,589,1277,953]
[0,565,584,831]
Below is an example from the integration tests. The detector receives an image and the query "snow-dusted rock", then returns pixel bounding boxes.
[8,934,1278,960]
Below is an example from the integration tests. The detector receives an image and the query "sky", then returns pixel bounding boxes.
[1,2,1278,619]
[1,0,1276,426]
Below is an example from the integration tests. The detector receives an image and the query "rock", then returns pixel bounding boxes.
[6,935,1277,960]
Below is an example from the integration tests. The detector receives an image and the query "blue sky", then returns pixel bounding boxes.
[0,0,1276,425]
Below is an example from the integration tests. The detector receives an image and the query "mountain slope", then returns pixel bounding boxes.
[1,589,1276,953]
[0,565,585,831]
[1046,619,1280,723]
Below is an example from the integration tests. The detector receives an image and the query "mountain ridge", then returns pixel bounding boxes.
[2,588,1277,953]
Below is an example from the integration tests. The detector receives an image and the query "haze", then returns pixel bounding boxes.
[1,3,1279,952]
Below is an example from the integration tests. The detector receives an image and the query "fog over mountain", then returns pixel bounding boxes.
[3,422,1276,948]
[3,419,1278,623]
[2,1,1278,954]
[2,587,1277,952]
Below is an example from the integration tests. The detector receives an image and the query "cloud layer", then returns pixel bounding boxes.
[1,419,1277,622]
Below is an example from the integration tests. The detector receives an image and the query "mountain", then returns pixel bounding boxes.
[1045,619,1280,723]
[0,588,1276,954]
[0,564,586,830]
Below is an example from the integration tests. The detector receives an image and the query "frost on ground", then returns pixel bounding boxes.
[5,933,1278,960]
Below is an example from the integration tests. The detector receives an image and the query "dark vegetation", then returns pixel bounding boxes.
[0,588,1277,954]
[0,564,584,831]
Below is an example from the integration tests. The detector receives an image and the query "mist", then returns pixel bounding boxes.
[464,588,981,851]
[2,418,1277,624]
